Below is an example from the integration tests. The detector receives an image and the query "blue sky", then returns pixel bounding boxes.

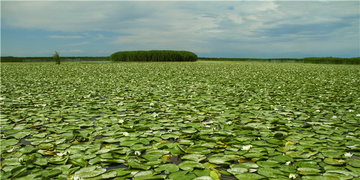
[1,1,359,58]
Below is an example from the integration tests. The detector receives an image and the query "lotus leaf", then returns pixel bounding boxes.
[43,169,62,178]
[169,171,197,180]
[258,167,286,177]
[3,158,22,166]
[131,144,152,151]
[143,154,163,161]
[278,165,297,173]
[154,164,179,174]
[10,166,27,178]
[257,160,280,168]
[100,159,125,164]
[324,158,346,165]
[301,176,334,180]
[269,155,294,163]
[33,157,48,166]
[326,169,358,177]
[346,165,360,176]
[2,61,360,179]
[12,174,42,180]
[207,154,233,165]
[178,161,205,171]
[85,169,118,180]
[112,168,131,177]
[182,154,206,162]
[227,167,248,175]
[323,172,354,180]
[193,176,214,180]
[128,160,151,170]
[186,147,211,154]
[293,161,319,168]
[144,159,163,166]
[69,158,87,167]
[161,133,179,139]
[348,159,360,168]
[1,139,19,147]
[147,149,170,155]
[298,167,321,175]
[75,166,106,178]
[234,173,266,180]
[231,163,259,169]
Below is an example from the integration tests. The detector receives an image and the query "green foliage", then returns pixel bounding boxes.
[199,57,360,64]
[0,56,109,62]
[1,62,360,180]
[303,57,360,64]
[53,51,61,64]
[110,50,197,62]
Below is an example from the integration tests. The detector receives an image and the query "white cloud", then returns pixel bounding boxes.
[2,1,359,57]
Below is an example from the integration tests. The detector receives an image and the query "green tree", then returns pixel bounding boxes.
[53,51,60,64]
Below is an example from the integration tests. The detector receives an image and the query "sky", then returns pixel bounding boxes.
[1,1,359,58]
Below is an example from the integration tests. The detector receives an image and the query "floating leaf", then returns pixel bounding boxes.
[75,166,106,178]
[348,159,360,168]
[69,158,87,167]
[258,167,286,177]
[324,158,346,165]
[194,169,211,177]
[193,176,214,180]
[182,154,206,162]
[178,161,205,171]
[234,173,266,180]
[128,160,151,170]
[229,166,249,174]
[154,164,179,174]
[207,155,232,165]
[169,171,197,180]
[1,139,19,147]
[43,169,62,178]
[298,167,321,175]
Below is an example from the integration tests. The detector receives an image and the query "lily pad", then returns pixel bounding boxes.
[169,171,197,180]
[207,155,233,165]
[324,158,346,165]
[182,154,206,162]
[75,166,106,178]
[178,161,205,171]
[234,173,266,180]
[1,139,19,147]
[298,167,321,175]
[154,164,179,174]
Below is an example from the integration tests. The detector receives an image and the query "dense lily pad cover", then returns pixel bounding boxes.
[1,61,359,180]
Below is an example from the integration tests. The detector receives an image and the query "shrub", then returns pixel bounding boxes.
[110,50,197,62]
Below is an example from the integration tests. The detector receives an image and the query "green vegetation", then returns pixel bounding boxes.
[303,57,360,64]
[2,55,359,64]
[199,57,360,64]
[1,62,360,180]
[1,56,109,62]
[53,51,61,64]
[110,50,198,62]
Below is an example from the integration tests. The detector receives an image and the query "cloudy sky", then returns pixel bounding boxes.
[1,1,359,58]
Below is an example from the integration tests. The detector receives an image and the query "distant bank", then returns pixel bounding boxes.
[1,56,359,64]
